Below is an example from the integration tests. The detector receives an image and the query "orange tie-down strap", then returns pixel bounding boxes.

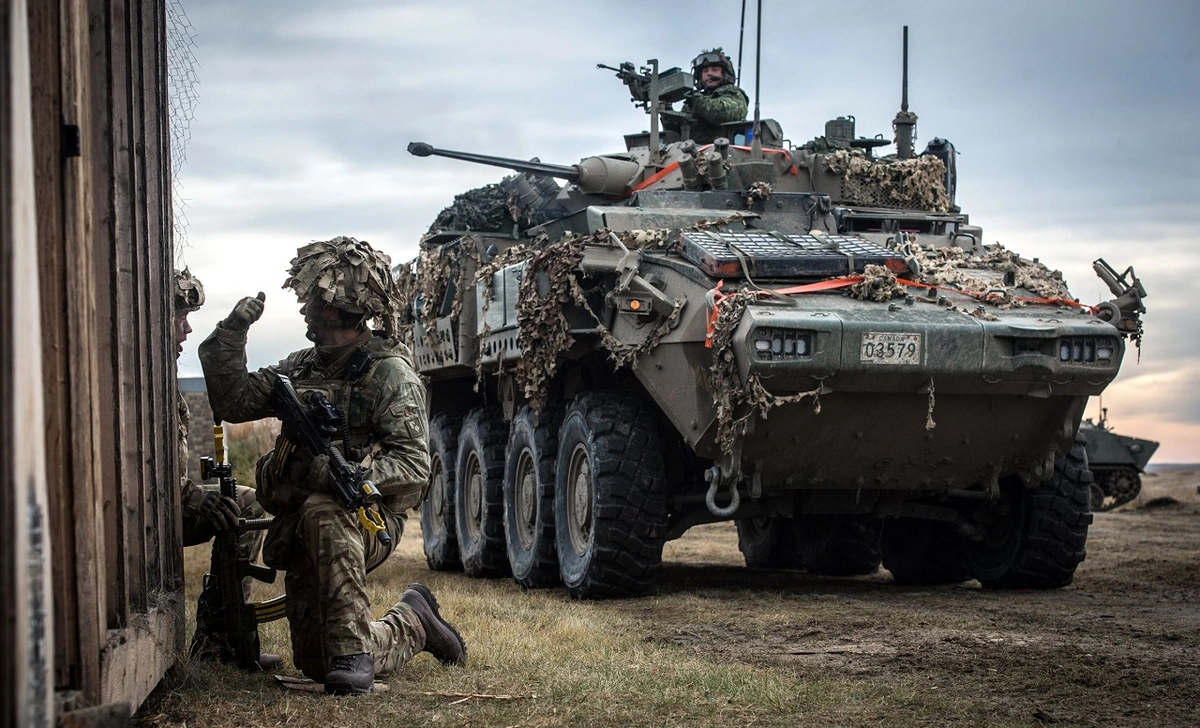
[704,276,1099,347]
[631,144,800,194]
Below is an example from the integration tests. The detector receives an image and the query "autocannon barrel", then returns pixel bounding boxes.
[407,142,640,196]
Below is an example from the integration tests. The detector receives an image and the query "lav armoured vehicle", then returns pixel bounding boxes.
[1080,409,1159,511]
[398,36,1147,598]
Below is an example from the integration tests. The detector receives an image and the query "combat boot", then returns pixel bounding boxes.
[323,652,374,695]
[400,583,467,666]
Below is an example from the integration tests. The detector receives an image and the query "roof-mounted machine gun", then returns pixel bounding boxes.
[1093,258,1147,338]
[599,60,695,162]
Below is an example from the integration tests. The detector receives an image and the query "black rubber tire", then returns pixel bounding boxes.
[882,518,971,585]
[795,515,882,576]
[970,435,1094,589]
[554,392,669,599]
[421,413,463,571]
[454,407,510,578]
[736,516,803,570]
[504,403,564,588]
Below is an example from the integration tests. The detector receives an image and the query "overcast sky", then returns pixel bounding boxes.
[174,0,1200,462]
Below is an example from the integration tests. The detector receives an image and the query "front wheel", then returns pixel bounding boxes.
[969,435,1094,589]
[555,392,669,599]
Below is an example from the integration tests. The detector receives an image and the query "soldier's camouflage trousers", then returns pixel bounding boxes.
[183,483,266,601]
[285,493,426,682]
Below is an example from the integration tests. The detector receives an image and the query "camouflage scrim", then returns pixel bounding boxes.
[825,150,951,212]
[283,236,402,335]
[174,267,206,313]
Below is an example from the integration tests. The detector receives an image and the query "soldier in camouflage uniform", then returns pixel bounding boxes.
[198,237,466,695]
[174,269,279,669]
[664,47,749,145]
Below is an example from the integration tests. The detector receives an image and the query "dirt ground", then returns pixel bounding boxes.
[645,468,1200,726]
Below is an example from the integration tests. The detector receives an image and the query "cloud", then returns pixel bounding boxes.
[176,0,1200,461]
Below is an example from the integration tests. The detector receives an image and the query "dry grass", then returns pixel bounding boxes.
[224,420,280,485]
[137,471,1200,727]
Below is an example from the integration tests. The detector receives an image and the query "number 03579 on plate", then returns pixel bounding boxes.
[860,332,922,365]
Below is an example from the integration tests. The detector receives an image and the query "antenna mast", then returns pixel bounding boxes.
[892,25,917,159]
[736,0,747,82]
[750,0,762,159]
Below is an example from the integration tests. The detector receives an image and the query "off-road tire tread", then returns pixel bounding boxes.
[421,413,464,571]
[556,392,669,599]
[504,403,565,588]
[455,407,510,577]
[979,435,1094,589]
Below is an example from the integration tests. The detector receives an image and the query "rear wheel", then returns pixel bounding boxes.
[555,392,669,599]
[736,516,803,570]
[504,403,564,588]
[421,413,463,571]
[796,515,882,576]
[969,435,1094,589]
[455,407,510,578]
[882,518,971,585]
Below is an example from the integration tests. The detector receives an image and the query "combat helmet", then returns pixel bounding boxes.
[691,47,736,88]
[173,268,205,313]
[282,235,401,335]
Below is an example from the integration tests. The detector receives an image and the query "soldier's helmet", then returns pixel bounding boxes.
[283,235,401,334]
[691,48,736,88]
[173,268,205,313]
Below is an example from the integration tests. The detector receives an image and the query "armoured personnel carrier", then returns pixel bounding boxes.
[398,37,1147,598]
[1080,409,1159,511]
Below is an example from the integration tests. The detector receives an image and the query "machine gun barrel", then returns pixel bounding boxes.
[407,142,580,183]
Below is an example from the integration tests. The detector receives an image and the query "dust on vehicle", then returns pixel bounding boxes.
[398,28,1147,599]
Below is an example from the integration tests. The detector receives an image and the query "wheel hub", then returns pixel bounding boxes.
[515,449,537,550]
[567,444,593,556]
[465,453,483,540]
[428,457,446,535]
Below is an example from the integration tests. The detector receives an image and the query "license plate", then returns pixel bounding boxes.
[860,332,921,365]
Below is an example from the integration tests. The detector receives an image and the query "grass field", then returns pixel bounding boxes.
[136,469,1200,727]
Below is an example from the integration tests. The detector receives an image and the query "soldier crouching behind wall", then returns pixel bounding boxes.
[198,237,466,695]
[174,269,281,670]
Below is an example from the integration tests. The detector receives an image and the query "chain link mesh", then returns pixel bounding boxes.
[167,0,199,257]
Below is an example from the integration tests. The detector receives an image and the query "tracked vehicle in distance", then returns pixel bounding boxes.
[399,31,1147,598]
[1080,409,1159,511]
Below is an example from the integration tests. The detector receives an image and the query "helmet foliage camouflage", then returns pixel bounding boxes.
[691,47,736,88]
[173,268,205,313]
[283,236,401,334]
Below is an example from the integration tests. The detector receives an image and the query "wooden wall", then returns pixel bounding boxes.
[3,0,181,724]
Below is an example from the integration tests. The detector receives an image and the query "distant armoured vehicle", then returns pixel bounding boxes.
[1080,409,1159,511]
[398,31,1147,598]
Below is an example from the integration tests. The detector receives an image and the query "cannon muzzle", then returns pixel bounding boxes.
[407,142,640,196]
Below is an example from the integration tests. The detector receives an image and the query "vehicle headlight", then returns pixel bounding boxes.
[754,328,813,361]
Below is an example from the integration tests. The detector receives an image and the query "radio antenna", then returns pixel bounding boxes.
[751,0,763,158]
[736,0,747,82]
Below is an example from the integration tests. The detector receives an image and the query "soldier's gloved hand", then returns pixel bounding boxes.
[222,292,266,331]
[197,491,241,532]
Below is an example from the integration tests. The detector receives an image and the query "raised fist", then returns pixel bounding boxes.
[222,291,266,331]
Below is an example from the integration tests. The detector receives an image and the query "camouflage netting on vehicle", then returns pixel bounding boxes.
[512,229,682,411]
[707,289,821,453]
[826,150,950,212]
[427,184,514,234]
[426,176,558,235]
[900,240,1075,307]
[283,236,401,334]
[850,264,906,302]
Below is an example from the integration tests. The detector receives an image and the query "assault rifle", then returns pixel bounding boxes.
[270,375,392,548]
[194,423,276,671]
